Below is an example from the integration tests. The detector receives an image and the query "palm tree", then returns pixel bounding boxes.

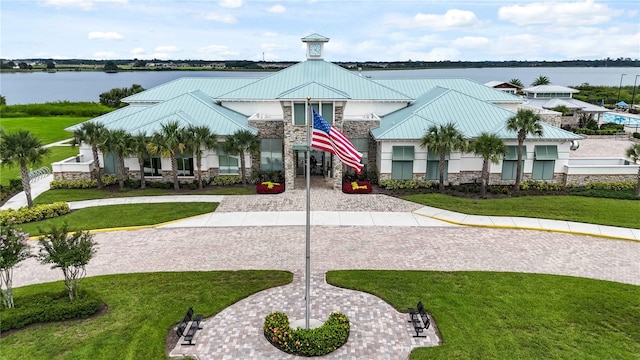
[506,109,543,192]
[101,129,132,190]
[146,121,186,190]
[186,125,218,189]
[0,130,50,207]
[509,78,523,88]
[72,122,106,189]
[470,132,507,197]
[130,132,148,189]
[419,122,467,192]
[531,75,550,86]
[626,143,640,196]
[223,130,260,185]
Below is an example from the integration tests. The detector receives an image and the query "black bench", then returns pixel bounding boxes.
[176,307,203,345]
[407,301,431,337]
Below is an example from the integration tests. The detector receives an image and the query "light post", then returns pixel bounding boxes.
[616,73,626,103]
[631,75,640,113]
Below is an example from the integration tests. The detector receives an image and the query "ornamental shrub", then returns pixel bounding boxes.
[378,179,432,190]
[50,175,117,189]
[210,175,242,186]
[0,202,70,225]
[263,312,350,356]
[0,290,103,331]
[0,224,30,308]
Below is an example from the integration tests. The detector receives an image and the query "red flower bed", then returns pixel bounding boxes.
[342,181,372,194]
[257,181,285,194]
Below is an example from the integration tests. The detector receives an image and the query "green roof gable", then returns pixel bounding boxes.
[375,78,522,103]
[123,78,257,103]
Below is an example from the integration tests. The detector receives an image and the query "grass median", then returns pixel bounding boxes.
[327,270,640,360]
[1,271,293,360]
[402,193,640,229]
[19,202,218,236]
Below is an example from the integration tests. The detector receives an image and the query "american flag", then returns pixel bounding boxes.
[311,109,364,174]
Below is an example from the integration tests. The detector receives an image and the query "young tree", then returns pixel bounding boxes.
[223,130,260,185]
[186,125,218,189]
[147,121,187,190]
[626,143,640,196]
[0,130,50,207]
[103,60,120,72]
[130,132,149,189]
[72,122,106,189]
[37,224,97,301]
[470,132,507,197]
[509,78,524,88]
[0,224,31,308]
[101,129,132,190]
[506,109,543,192]
[531,75,550,86]
[420,123,467,192]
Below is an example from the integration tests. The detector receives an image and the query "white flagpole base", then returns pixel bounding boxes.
[290,318,324,330]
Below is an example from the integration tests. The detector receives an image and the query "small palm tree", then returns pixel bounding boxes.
[223,130,260,185]
[146,121,186,190]
[186,125,218,189]
[506,109,543,192]
[130,132,148,189]
[0,130,50,207]
[626,143,640,196]
[72,122,106,189]
[531,75,550,86]
[509,78,524,88]
[420,122,467,192]
[470,133,507,197]
[101,129,132,190]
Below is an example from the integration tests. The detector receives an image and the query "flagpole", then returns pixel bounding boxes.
[305,96,311,329]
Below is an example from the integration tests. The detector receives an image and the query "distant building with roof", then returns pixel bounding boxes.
[521,85,608,127]
[56,34,637,190]
[484,81,520,95]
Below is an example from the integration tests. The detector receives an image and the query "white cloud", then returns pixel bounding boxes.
[261,32,279,38]
[268,4,285,13]
[93,51,118,59]
[202,13,237,24]
[198,44,240,58]
[414,9,480,30]
[41,0,127,10]
[218,0,242,8]
[88,31,123,40]
[130,47,145,55]
[498,0,621,26]
[261,43,288,51]
[452,36,491,49]
[154,45,181,52]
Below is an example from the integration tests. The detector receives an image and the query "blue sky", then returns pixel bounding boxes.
[1,0,639,61]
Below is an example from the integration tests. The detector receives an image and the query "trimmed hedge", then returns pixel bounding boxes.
[0,202,70,225]
[210,175,242,186]
[378,179,435,190]
[50,175,118,189]
[264,312,350,357]
[0,290,104,332]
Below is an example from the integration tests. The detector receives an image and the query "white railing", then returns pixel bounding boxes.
[28,166,51,182]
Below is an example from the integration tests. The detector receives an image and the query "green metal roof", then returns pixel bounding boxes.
[122,78,257,103]
[301,33,329,42]
[216,60,412,101]
[372,87,581,141]
[375,78,522,103]
[84,90,255,136]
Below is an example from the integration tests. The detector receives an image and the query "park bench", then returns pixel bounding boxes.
[407,301,430,337]
[176,307,203,345]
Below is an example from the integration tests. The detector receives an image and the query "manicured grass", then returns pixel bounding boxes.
[0,117,87,144]
[402,193,640,229]
[33,186,254,205]
[0,271,293,360]
[327,270,640,360]
[0,146,78,187]
[19,203,218,236]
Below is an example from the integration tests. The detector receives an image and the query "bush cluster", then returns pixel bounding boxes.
[263,312,350,357]
[0,290,103,332]
[0,202,70,225]
[520,180,565,191]
[378,179,435,190]
[50,175,118,189]
[342,170,378,185]
[573,128,623,136]
[210,175,242,186]
[633,132,640,139]
[249,170,285,184]
[0,179,23,202]
[0,101,112,118]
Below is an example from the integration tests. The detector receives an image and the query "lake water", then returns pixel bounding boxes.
[1,66,638,105]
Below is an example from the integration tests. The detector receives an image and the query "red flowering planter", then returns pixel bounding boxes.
[342,181,372,194]
[257,181,285,194]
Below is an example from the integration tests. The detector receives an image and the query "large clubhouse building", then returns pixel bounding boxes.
[55,34,637,190]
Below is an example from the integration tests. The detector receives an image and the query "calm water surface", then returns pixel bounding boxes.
[1,67,638,105]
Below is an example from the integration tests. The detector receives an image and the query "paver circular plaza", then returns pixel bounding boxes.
[12,189,640,359]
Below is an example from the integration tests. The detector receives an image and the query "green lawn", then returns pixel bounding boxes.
[0,116,87,144]
[33,186,253,205]
[327,270,640,360]
[0,146,78,187]
[0,271,293,360]
[19,203,218,236]
[402,193,640,229]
